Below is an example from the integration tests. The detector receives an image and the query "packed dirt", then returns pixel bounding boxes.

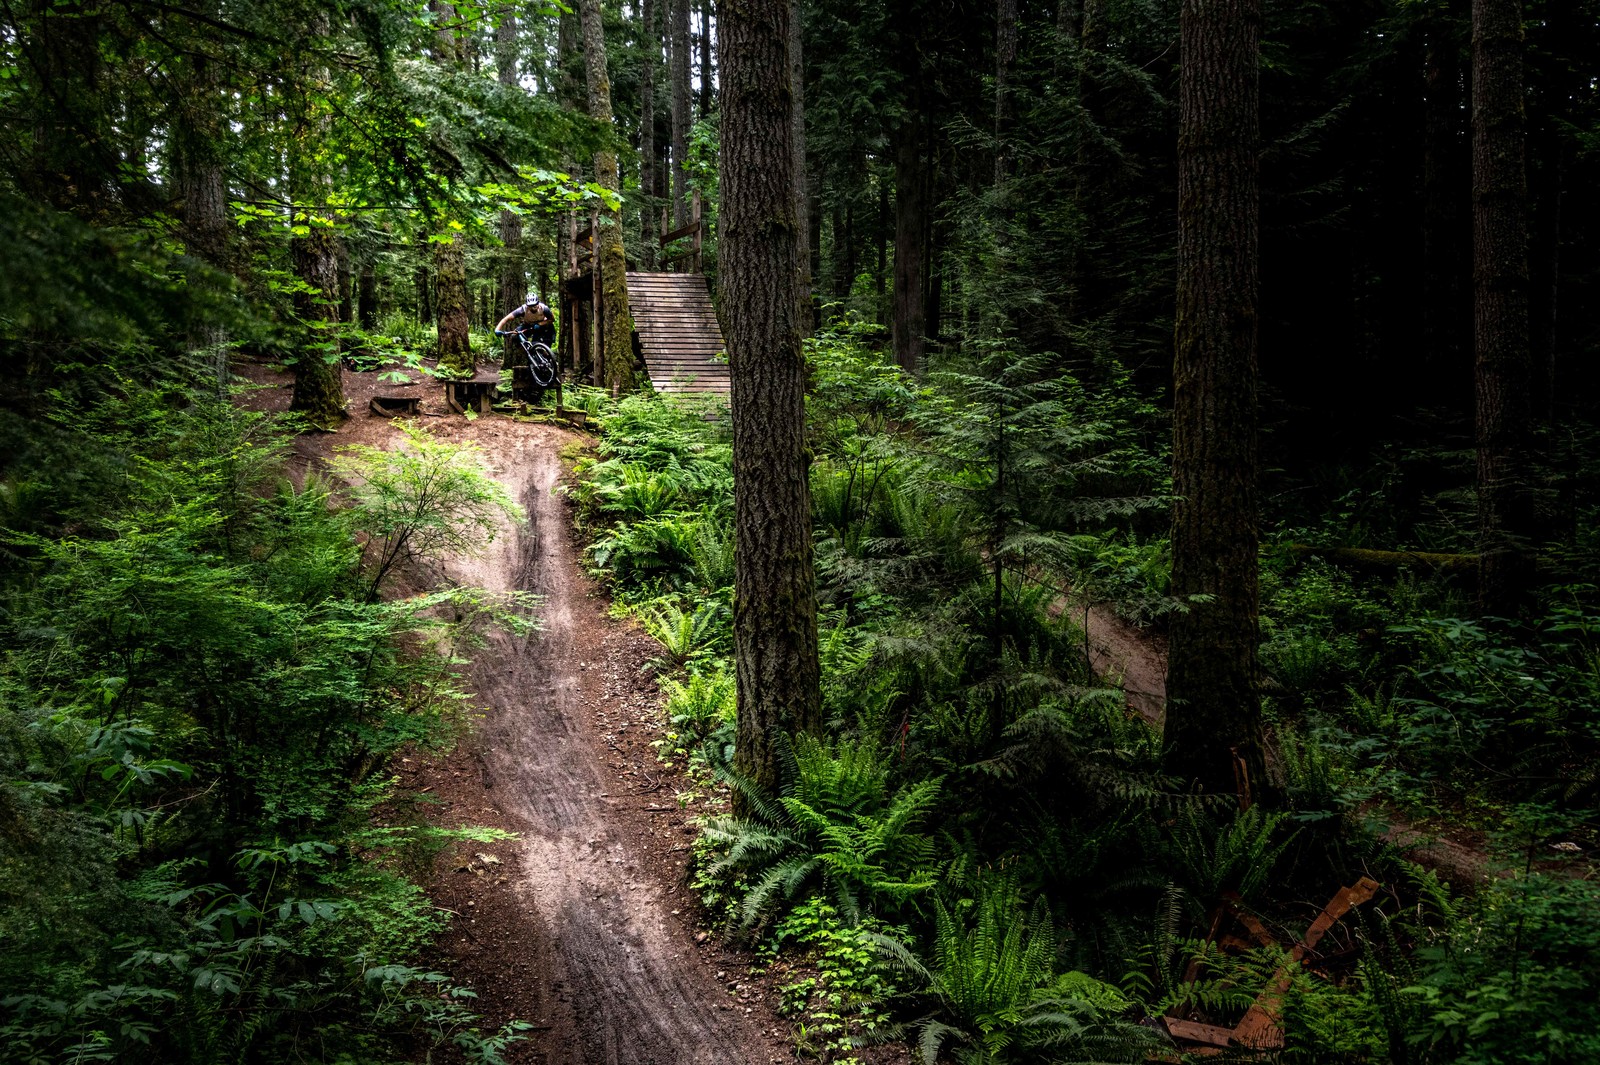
[243,363,792,1064]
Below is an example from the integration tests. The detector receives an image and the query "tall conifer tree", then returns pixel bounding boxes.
[579,0,638,393]
[719,0,822,805]
[1472,0,1536,615]
[1163,0,1265,799]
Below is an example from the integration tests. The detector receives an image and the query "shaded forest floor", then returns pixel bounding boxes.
[1069,595,1571,887]
[238,361,801,1065]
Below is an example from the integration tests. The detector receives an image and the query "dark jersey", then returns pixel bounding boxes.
[511,301,552,326]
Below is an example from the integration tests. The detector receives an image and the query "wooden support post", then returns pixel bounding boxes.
[691,188,703,274]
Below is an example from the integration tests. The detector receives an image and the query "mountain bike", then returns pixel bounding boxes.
[499,327,557,388]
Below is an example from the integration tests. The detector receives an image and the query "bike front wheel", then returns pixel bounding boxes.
[527,342,557,388]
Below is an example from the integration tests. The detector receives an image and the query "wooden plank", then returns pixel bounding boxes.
[659,220,702,244]
[1230,877,1380,1051]
[1163,1019,1233,1049]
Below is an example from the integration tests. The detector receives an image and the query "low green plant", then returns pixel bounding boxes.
[334,422,526,600]
[1403,874,1600,1065]
[659,664,736,752]
[877,875,1158,1065]
[636,597,731,673]
[702,735,941,929]
[768,896,907,1063]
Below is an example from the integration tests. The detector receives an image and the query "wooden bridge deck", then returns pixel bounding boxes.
[626,271,729,397]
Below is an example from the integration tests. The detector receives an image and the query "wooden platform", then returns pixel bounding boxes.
[625,271,730,397]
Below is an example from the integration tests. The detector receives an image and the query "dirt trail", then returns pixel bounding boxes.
[240,362,787,1064]
[442,429,786,1064]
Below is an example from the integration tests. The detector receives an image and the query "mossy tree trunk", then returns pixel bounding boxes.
[287,29,345,429]
[1163,0,1265,801]
[431,1,475,378]
[290,224,345,428]
[719,0,822,808]
[173,50,230,391]
[579,0,637,394]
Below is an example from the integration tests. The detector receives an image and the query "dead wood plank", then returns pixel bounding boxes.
[1230,877,1380,1051]
[1163,1019,1234,1048]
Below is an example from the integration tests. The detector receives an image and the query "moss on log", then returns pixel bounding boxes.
[1282,544,1480,574]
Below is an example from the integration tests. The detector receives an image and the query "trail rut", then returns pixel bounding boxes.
[441,428,783,1064]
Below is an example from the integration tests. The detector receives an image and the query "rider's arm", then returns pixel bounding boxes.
[493,310,518,333]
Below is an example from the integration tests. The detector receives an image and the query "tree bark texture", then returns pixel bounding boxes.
[641,0,659,268]
[358,263,378,330]
[580,0,639,394]
[718,0,822,807]
[289,224,345,427]
[1422,15,1469,389]
[173,50,229,387]
[496,5,526,307]
[1471,0,1536,615]
[557,3,580,307]
[791,5,811,331]
[892,113,927,373]
[670,0,692,226]
[699,0,714,115]
[287,23,344,426]
[1163,0,1264,799]
[994,0,1018,189]
[431,2,474,375]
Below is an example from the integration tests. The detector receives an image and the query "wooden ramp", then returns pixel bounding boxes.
[626,271,729,397]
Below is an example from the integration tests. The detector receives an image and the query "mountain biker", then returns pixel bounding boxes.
[493,295,556,350]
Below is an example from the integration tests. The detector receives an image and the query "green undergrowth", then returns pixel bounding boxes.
[570,322,1600,1064]
[0,387,533,1063]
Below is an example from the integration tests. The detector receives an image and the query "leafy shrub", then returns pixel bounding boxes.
[636,597,732,673]
[587,514,703,591]
[0,395,529,1062]
[335,422,525,598]
[659,663,736,749]
[880,875,1158,1065]
[768,896,907,1064]
[702,735,941,928]
[1404,875,1600,1065]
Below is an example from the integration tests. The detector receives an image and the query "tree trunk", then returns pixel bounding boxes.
[1472,0,1536,615]
[719,0,821,808]
[289,224,344,427]
[287,24,344,427]
[994,0,1018,189]
[891,112,927,373]
[641,0,658,268]
[580,0,638,394]
[497,5,526,308]
[1163,0,1264,800]
[433,238,474,374]
[1422,11,1469,394]
[174,51,229,389]
[791,5,811,332]
[670,0,692,226]
[416,265,432,323]
[431,2,474,376]
[358,263,378,330]
[557,2,580,316]
[699,0,714,115]
[876,179,888,325]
